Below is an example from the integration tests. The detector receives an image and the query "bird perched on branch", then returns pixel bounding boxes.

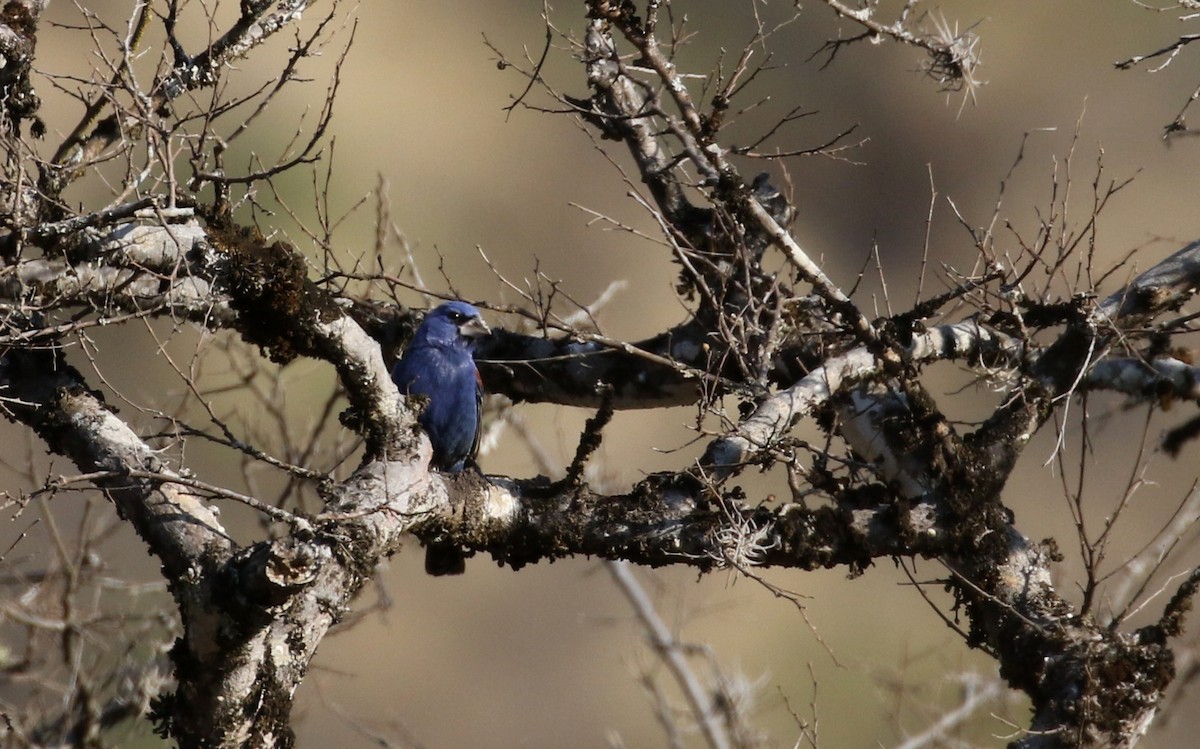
[391,300,490,575]
[392,300,490,472]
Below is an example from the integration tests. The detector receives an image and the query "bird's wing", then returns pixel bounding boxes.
[392,342,450,392]
[469,366,484,463]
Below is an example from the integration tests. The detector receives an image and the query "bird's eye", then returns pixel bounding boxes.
[448,312,465,323]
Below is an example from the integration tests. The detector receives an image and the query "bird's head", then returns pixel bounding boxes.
[419,301,491,348]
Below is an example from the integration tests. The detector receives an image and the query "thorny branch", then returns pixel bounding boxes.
[1117,2,1200,134]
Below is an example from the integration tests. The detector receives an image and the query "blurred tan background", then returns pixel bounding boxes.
[6,1,1200,747]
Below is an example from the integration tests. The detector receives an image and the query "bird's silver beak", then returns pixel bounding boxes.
[460,316,491,338]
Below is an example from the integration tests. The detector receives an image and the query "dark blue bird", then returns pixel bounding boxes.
[391,300,490,473]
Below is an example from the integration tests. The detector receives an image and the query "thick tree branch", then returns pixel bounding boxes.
[703,319,1023,473]
[411,467,944,574]
[1094,238,1200,325]
[0,347,231,576]
[1086,357,1200,401]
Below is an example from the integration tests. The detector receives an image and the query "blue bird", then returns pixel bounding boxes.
[391,301,490,473]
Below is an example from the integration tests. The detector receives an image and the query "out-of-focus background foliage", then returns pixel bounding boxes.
[5,1,1200,747]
